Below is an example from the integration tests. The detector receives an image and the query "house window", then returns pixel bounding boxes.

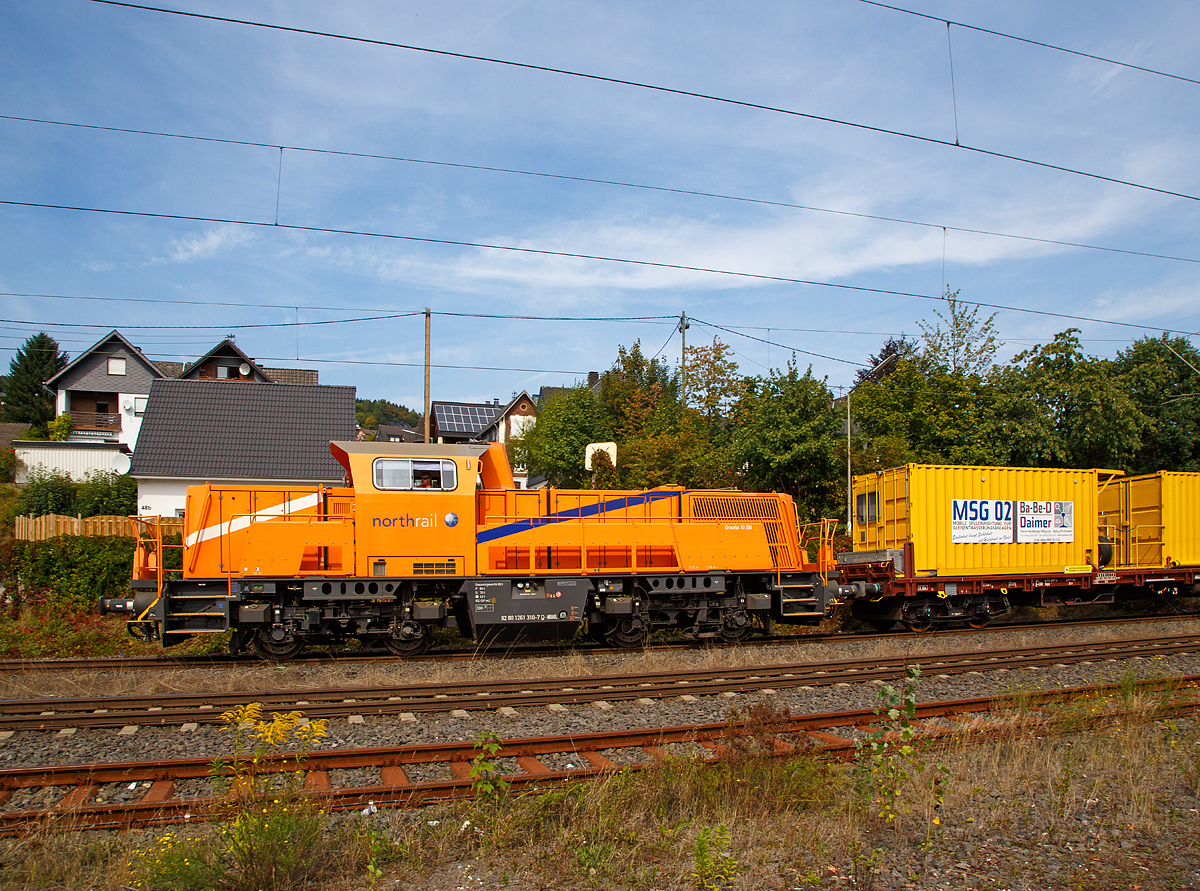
[134,396,148,416]
[217,365,235,379]
[108,357,126,375]
[174,509,186,518]
[373,458,458,491]
[95,401,110,414]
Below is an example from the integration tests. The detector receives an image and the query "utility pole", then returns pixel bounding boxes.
[679,312,689,407]
[423,308,431,443]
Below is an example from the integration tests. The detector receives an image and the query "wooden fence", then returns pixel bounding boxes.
[14,515,185,542]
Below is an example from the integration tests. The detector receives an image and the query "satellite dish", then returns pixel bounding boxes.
[110,453,132,475]
[121,398,133,412]
[239,363,252,377]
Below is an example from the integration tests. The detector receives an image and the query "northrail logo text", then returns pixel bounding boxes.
[374,514,439,528]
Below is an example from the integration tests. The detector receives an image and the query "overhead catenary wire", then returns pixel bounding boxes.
[5,113,1196,266]
[857,0,1200,88]
[0,312,422,330]
[3,197,1196,338]
[82,0,1200,204]
[0,292,675,324]
[690,318,868,367]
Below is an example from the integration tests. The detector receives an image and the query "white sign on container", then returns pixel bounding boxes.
[951,499,1074,544]
[1016,500,1073,543]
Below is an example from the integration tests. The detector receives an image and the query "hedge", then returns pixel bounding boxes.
[0,536,136,615]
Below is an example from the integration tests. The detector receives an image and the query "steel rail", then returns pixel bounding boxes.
[1,675,1197,835]
[1,612,1196,675]
[3,631,1198,731]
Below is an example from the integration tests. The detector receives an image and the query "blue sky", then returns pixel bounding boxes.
[1,0,1198,411]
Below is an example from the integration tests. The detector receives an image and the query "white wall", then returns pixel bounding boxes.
[118,391,146,448]
[14,443,129,484]
[135,476,344,518]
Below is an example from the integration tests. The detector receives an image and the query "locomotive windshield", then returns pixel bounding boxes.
[373,458,458,491]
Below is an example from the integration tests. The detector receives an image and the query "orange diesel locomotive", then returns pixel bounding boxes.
[104,441,838,658]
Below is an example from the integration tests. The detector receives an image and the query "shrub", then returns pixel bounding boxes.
[0,535,135,614]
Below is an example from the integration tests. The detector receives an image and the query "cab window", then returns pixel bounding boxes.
[373,458,457,491]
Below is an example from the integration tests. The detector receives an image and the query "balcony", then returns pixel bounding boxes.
[70,411,122,431]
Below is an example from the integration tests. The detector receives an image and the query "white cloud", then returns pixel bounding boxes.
[160,225,253,263]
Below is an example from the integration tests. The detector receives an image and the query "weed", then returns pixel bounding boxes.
[129,704,330,891]
[470,729,511,803]
[853,665,949,841]
[690,824,738,890]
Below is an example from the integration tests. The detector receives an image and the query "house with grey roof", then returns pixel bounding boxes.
[46,330,166,448]
[430,392,537,486]
[130,380,355,516]
[377,423,422,443]
[44,332,321,452]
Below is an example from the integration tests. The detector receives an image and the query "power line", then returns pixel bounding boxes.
[649,327,676,361]
[3,198,1197,338]
[690,318,867,367]
[0,312,421,330]
[84,0,1200,204]
[0,292,674,324]
[5,113,1195,265]
[0,338,590,375]
[858,0,1200,87]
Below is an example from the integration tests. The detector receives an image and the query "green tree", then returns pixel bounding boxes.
[918,288,1000,376]
[355,398,420,429]
[2,333,69,435]
[854,335,919,386]
[683,337,742,420]
[510,387,611,488]
[852,360,1000,466]
[599,341,679,442]
[985,330,1145,469]
[730,361,842,520]
[1111,335,1200,473]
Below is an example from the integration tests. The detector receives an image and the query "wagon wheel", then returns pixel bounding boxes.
[604,616,648,649]
[966,616,992,630]
[251,631,305,661]
[903,618,935,633]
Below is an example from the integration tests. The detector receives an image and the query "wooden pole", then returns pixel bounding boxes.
[423,307,432,443]
[679,312,689,408]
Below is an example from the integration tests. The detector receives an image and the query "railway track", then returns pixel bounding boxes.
[2,611,1196,674]
[2,674,1197,835]
[4,630,1198,731]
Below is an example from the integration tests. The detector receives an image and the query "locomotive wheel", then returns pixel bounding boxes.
[383,629,433,657]
[604,617,648,649]
[718,612,753,643]
[251,631,305,661]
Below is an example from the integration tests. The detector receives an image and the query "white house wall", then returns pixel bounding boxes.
[136,477,346,518]
[14,443,129,484]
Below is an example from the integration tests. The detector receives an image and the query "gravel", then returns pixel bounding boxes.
[2,618,1198,773]
[3,617,1200,889]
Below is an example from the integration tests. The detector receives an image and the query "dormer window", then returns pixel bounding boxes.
[108,357,127,375]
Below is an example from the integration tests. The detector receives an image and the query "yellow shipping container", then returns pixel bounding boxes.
[1098,471,1200,568]
[853,464,1118,577]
